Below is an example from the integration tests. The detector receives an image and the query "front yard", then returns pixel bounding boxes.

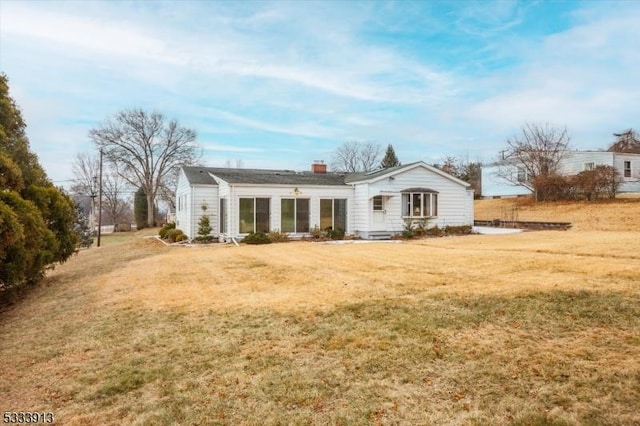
[1,216,639,424]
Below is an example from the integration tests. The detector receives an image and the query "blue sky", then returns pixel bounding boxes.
[1,0,639,186]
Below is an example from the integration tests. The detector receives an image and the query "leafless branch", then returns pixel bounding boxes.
[89,109,199,226]
[331,140,382,173]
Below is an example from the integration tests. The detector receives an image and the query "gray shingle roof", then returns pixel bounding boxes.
[182,167,219,185]
[182,166,348,186]
[344,162,420,183]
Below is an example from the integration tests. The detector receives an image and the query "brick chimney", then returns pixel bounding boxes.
[311,161,327,174]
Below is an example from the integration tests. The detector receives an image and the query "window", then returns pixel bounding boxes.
[516,167,528,183]
[402,192,438,218]
[281,198,309,233]
[239,197,270,233]
[372,196,383,211]
[583,162,595,171]
[320,199,347,231]
[624,161,632,178]
[219,198,227,233]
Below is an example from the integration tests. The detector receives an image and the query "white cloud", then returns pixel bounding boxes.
[201,143,265,153]
[2,0,639,183]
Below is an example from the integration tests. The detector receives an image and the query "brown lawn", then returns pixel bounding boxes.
[1,200,639,425]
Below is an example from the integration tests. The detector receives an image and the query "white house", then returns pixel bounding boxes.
[481,151,640,198]
[175,161,474,240]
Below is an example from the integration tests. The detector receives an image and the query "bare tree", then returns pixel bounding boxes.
[70,152,132,226]
[70,152,99,198]
[608,129,640,153]
[331,140,383,173]
[102,172,131,225]
[500,123,571,201]
[89,109,199,227]
[433,155,482,196]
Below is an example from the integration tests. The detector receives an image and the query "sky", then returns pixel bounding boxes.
[1,0,639,187]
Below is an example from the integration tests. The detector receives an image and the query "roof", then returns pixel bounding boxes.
[182,167,219,185]
[182,161,470,188]
[345,161,470,188]
[344,163,415,183]
[401,187,438,193]
[182,166,348,186]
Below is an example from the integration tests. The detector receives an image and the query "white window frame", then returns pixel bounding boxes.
[624,161,632,178]
[320,198,347,231]
[516,167,528,183]
[372,196,384,211]
[239,197,270,234]
[280,198,310,233]
[583,162,595,171]
[402,192,438,218]
[219,198,227,234]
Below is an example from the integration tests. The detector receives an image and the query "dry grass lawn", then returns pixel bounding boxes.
[1,200,639,425]
[475,195,640,231]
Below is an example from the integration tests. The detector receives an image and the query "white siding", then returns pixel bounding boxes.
[482,152,640,197]
[175,169,193,237]
[464,189,474,224]
[175,169,219,239]
[557,152,614,175]
[190,185,219,239]
[613,153,640,193]
[481,164,532,198]
[210,179,354,238]
[352,183,369,234]
[354,164,473,236]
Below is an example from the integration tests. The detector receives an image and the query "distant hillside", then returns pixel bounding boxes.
[474,195,640,231]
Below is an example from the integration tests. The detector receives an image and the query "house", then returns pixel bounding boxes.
[175,161,474,240]
[481,151,640,198]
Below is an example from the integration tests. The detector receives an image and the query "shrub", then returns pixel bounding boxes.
[533,173,574,202]
[443,225,472,236]
[401,220,415,239]
[192,236,217,244]
[267,230,290,243]
[243,231,272,244]
[328,227,345,240]
[159,222,176,239]
[575,165,621,200]
[166,228,186,243]
[197,215,212,238]
[426,225,443,237]
[0,191,56,288]
[414,219,428,237]
[309,225,325,240]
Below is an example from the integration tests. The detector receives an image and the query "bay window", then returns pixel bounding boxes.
[402,191,438,218]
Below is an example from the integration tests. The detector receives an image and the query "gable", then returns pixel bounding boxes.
[182,166,218,185]
[347,162,470,188]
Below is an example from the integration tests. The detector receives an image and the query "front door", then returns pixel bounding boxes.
[372,196,386,231]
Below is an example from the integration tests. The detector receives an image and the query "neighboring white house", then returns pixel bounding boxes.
[175,161,474,240]
[481,151,640,198]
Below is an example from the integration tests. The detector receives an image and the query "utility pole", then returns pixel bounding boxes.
[97,149,103,247]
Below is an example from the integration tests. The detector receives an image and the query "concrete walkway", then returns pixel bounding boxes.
[472,226,523,235]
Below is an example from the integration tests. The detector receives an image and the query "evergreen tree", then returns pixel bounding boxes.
[0,73,77,291]
[134,187,148,229]
[197,215,212,238]
[380,144,401,168]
